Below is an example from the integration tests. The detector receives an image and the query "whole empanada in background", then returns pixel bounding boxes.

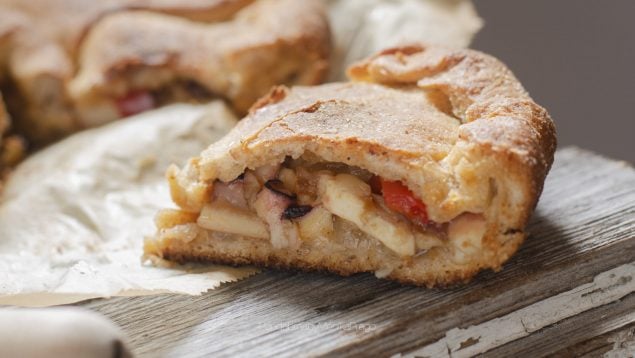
[0,0,331,143]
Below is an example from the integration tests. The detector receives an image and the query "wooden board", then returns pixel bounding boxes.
[84,147,635,357]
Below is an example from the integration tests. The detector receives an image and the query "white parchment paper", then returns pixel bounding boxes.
[327,0,482,80]
[0,103,258,306]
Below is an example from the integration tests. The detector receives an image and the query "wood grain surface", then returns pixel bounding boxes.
[84,147,635,357]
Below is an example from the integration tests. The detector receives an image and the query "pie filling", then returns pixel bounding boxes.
[115,80,214,117]
[197,155,487,259]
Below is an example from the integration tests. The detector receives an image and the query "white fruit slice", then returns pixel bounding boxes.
[198,200,269,239]
[448,213,486,264]
[319,173,416,256]
[278,167,298,193]
[298,206,334,240]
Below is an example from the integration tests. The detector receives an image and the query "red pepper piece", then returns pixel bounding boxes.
[116,91,155,117]
[379,177,429,225]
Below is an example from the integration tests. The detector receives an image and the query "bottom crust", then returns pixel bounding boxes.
[147,218,527,287]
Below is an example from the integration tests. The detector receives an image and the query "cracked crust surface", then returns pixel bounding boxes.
[0,0,330,143]
[147,44,557,286]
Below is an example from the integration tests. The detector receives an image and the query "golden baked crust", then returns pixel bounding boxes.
[0,0,330,143]
[146,45,557,286]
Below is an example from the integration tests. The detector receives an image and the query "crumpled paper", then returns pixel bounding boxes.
[0,0,481,307]
[0,103,258,307]
[327,0,482,80]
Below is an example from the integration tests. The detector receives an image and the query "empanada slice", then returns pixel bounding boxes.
[145,45,556,286]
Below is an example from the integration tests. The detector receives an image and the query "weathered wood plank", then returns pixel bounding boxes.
[483,292,635,357]
[552,321,635,357]
[84,147,635,357]
[405,262,635,357]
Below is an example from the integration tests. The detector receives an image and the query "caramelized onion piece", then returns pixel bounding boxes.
[264,179,296,200]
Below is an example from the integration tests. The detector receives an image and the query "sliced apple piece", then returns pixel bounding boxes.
[243,171,262,207]
[298,206,334,240]
[361,209,416,256]
[319,173,416,256]
[278,167,298,193]
[254,164,280,183]
[448,213,486,264]
[415,232,444,252]
[198,200,269,239]
[318,173,369,222]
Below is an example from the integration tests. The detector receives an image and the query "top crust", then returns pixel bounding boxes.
[173,45,555,234]
[349,45,557,225]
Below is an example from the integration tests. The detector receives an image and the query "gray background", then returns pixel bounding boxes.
[471,0,634,163]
